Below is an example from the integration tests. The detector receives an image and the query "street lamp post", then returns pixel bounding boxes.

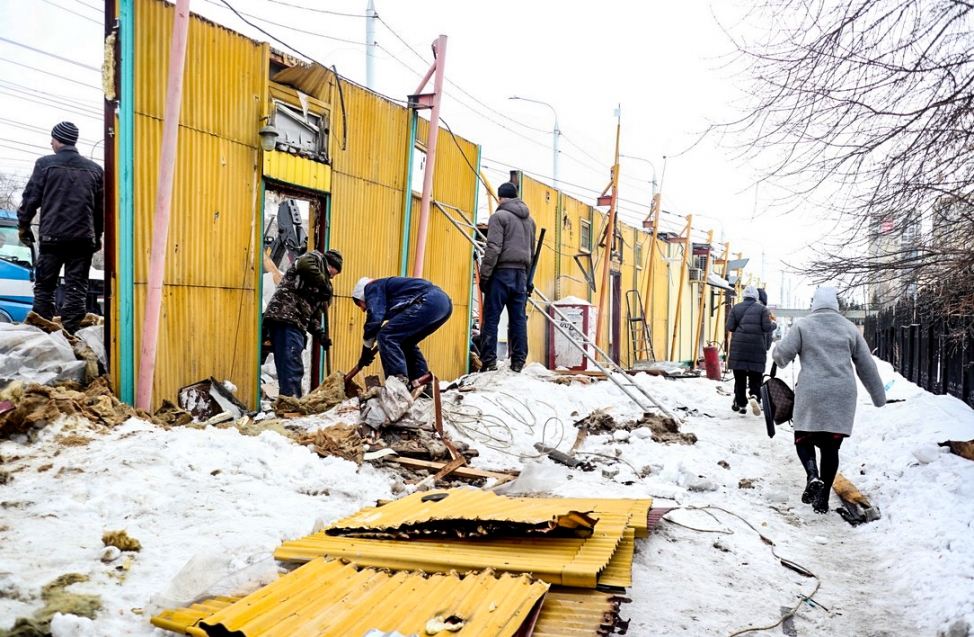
[619,154,658,198]
[509,95,560,190]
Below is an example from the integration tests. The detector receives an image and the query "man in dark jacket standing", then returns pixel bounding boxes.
[478,182,536,373]
[17,121,104,335]
[263,249,342,397]
[351,276,453,383]
[726,284,777,415]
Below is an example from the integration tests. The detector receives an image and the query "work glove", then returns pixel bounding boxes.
[479,277,490,294]
[18,226,34,245]
[93,236,102,253]
[526,283,534,296]
[357,345,376,369]
[318,336,332,350]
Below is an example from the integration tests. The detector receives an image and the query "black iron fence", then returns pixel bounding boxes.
[864,297,974,408]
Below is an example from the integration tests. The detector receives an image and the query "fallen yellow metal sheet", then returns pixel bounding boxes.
[532,587,631,637]
[153,558,548,637]
[596,527,635,588]
[152,585,627,637]
[555,497,654,538]
[328,488,600,538]
[275,512,632,588]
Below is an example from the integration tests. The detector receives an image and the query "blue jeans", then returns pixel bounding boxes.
[480,268,528,366]
[268,321,305,397]
[378,288,453,380]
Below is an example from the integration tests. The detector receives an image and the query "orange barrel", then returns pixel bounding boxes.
[703,346,721,381]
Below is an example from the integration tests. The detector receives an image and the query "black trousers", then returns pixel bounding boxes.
[33,240,93,335]
[795,431,845,493]
[733,369,763,407]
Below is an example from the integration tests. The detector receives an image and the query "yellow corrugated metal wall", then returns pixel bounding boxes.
[648,238,669,361]
[403,117,479,380]
[556,195,594,303]
[316,79,412,375]
[126,0,268,410]
[519,175,559,365]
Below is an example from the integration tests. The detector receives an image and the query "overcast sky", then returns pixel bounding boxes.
[0,0,829,306]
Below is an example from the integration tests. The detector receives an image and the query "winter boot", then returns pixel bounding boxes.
[812,492,830,514]
[802,477,825,505]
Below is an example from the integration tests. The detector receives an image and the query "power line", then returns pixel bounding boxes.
[0,39,99,74]
[203,0,365,46]
[0,79,102,112]
[69,0,103,12]
[0,118,99,146]
[0,83,103,117]
[0,89,103,121]
[0,57,103,90]
[375,15,551,136]
[263,0,367,18]
[37,0,102,25]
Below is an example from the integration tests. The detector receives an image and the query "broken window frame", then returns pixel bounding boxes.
[270,99,330,163]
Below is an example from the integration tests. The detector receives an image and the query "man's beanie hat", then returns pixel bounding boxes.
[52,122,79,146]
[497,182,518,199]
[324,249,343,273]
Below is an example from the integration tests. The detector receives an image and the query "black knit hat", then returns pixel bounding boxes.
[52,121,79,146]
[497,182,518,199]
[324,249,343,273]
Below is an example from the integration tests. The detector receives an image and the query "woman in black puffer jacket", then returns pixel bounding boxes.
[726,285,777,414]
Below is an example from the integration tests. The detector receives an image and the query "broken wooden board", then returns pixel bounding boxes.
[832,472,881,526]
[388,457,517,482]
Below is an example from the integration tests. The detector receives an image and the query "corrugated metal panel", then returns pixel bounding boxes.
[519,175,559,366]
[597,527,635,587]
[153,587,628,637]
[275,512,632,588]
[263,152,332,192]
[135,0,265,145]
[557,195,594,303]
[552,497,653,538]
[129,0,267,410]
[649,238,669,360]
[327,489,598,537]
[200,559,548,637]
[151,560,547,637]
[532,588,630,637]
[406,116,478,381]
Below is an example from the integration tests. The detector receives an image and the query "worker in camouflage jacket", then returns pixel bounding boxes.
[263,248,342,397]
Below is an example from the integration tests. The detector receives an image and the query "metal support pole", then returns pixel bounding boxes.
[137,0,191,411]
[411,35,447,278]
[365,0,376,89]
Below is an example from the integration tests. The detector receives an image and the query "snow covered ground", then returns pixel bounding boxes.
[1,354,972,637]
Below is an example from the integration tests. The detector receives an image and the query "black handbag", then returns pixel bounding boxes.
[760,362,795,438]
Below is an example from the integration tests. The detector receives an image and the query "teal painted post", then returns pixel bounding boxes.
[465,144,482,374]
[400,110,418,276]
[118,0,135,403]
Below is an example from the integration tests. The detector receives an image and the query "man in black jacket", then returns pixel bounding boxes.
[17,122,104,335]
[478,182,536,373]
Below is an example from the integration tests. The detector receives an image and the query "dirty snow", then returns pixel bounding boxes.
[1,355,973,636]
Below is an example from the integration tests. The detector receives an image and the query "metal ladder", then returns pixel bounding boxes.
[434,201,677,421]
[625,289,655,368]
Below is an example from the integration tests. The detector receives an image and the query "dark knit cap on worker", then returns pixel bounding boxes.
[324,249,343,273]
[52,121,79,146]
[498,182,518,199]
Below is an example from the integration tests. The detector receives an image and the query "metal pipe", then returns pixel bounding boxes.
[669,215,693,362]
[411,35,447,278]
[691,230,714,367]
[136,0,191,411]
[596,109,621,354]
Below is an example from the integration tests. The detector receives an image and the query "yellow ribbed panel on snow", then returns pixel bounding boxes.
[196,559,547,637]
[275,512,631,588]
[152,586,627,637]
[327,488,599,536]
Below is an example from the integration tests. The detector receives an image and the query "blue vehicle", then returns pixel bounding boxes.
[0,209,34,323]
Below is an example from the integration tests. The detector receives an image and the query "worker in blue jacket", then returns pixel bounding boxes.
[351,276,453,383]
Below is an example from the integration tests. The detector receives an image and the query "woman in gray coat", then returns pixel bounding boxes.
[772,286,886,514]
[726,285,776,415]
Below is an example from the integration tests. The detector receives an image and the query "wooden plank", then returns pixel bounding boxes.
[390,457,516,481]
[431,456,468,481]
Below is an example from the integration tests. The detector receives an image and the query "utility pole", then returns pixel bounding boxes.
[509,96,560,190]
[365,0,377,89]
[596,107,621,352]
